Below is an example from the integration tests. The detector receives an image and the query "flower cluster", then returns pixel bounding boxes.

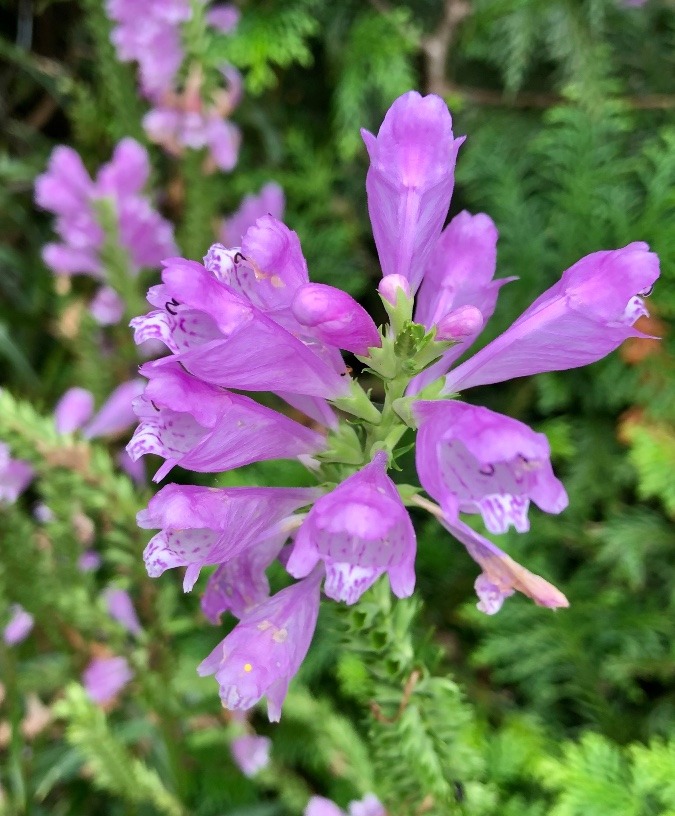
[106,0,242,171]
[35,139,177,323]
[130,91,659,720]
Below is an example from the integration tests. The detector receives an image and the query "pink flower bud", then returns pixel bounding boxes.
[291,283,381,355]
[435,305,484,341]
[378,274,411,305]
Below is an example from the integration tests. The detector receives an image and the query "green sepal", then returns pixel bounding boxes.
[332,380,382,425]
[378,286,414,335]
[317,422,366,466]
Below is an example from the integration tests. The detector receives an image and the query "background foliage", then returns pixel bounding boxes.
[1,0,674,814]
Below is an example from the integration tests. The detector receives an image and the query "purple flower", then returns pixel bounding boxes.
[439,515,568,611]
[127,364,327,482]
[201,531,288,621]
[103,588,142,637]
[198,567,323,721]
[143,67,241,171]
[362,91,465,294]
[348,795,386,816]
[443,243,660,394]
[3,604,34,645]
[106,0,191,99]
[207,216,308,312]
[0,443,34,504]
[414,401,568,534]
[305,795,386,816]
[291,283,381,356]
[231,734,271,777]
[409,210,513,392]
[117,449,147,485]
[207,3,240,33]
[54,387,95,434]
[82,656,133,705]
[137,482,319,590]
[78,550,102,572]
[90,286,126,325]
[306,799,344,816]
[83,379,145,440]
[220,183,285,246]
[287,452,416,604]
[131,258,349,399]
[35,139,177,320]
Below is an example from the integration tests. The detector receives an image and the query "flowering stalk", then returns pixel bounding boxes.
[130,90,660,723]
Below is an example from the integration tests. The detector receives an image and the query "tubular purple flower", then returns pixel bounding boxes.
[127,364,327,481]
[3,604,34,645]
[286,451,416,604]
[414,401,568,534]
[132,258,349,398]
[97,138,150,197]
[0,443,34,504]
[201,531,288,621]
[206,216,308,312]
[82,656,133,705]
[231,734,271,777]
[439,515,569,611]
[291,283,381,355]
[409,210,512,393]
[35,139,177,286]
[54,387,95,434]
[444,242,660,393]
[220,183,285,247]
[103,588,142,636]
[106,0,190,99]
[137,483,319,590]
[197,567,323,721]
[83,379,145,439]
[362,91,465,293]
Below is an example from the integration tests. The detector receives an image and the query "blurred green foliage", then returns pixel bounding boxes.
[1,0,674,814]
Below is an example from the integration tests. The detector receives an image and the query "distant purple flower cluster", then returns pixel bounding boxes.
[35,139,177,324]
[130,91,659,720]
[106,1,242,171]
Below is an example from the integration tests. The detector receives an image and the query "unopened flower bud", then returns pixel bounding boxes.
[378,274,411,305]
[291,283,380,355]
[435,305,483,341]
